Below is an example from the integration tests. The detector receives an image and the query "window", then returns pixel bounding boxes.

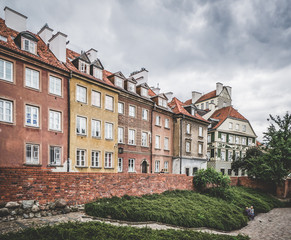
[127,82,135,92]
[235,152,240,160]
[91,151,100,167]
[49,110,61,131]
[198,126,203,137]
[26,144,39,164]
[191,108,195,115]
[207,151,210,160]
[229,135,233,144]
[142,109,148,120]
[242,137,246,145]
[76,149,86,166]
[0,99,13,123]
[248,138,253,146]
[242,125,246,132]
[155,135,160,149]
[165,118,169,128]
[25,105,39,127]
[92,91,101,107]
[118,102,124,114]
[241,170,245,176]
[0,59,13,82]
[221,133,226,142]
[156,115,161,126]
[193,167,198,176]
[128,129,135,145]
[105,95,114,111]
[80,61,89,74]
[91,120,101,138]
[164,137,169,150]
[221,151,225,160]
[201,103,204,110]
[223,102,226,107]
[76,85,87,103]
[49,76,61,96]
[206,102,209,109]
[128,158,135,172]
[105,122,113,140]
[198,143,203,154]
[185,168,190,176]
[229,122,233,129]
[118,127,124,143]
[25,68,39,90]
[141,132,148,147]
[220,169,225,175]
[141,88,148,97]
[115,77,123,88]
[155,160,160,172]
[235,169,239,176]
[93,68,103,79]
[235,136,240,144]
[118,158,123,172]
[236,124,239,131]
[186,123,191,134]
[105,152,113,168]
[76,116,86,135]
[50,146,61,165]
[186,141,191,152]
[164,161,169,172]
[228,151,233,161]
[129,105,136,117]
[158,98,167,108]
[207,134,211,143]
[228,169,232,176]
[22,38,36,54]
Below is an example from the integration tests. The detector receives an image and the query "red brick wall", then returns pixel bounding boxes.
[0,168,193,205]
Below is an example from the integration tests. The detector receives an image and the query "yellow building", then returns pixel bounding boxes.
[67,49,119,173]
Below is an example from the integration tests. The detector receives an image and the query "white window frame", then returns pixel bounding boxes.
[248,138,253,146]
[207,134,211,143]
[92,90,101,107]
[164,161,169,172]
[235,136,240,144]
[129,105,136,117]
[118,102,124,114]
[76,116,87,135]
[221,150,226,161]
[228,151,233,161]
[155,160,160,173]
[105,152,113,168]
[25,68,39,90]
[165,118,169,128]
[128,129,136,145]
[49,110,61,131]
[76,85,87,103]
[198,126,203,137]
[186,123,191,134]
[141,87,148,97]
[155,135,160,149]
[229,122,233,129]
[118,158,123,172]
[127,82,135,92]
[118,127,124,143]
[91,150,100,167]
[0,59,13,82]
[91,119,101,138]
[142,109,148,120]
[156,115,161,126]
[93,67,103,79]
[115,77,124,88]
[76,149,86,167]
[186,141,191,153]
[198,143,203,154]
[50,146,61,165]
[26,143,39,164]
[105,122,113,140]
[80,61,89,74]
[236,124,239,131]
[164,137,169,150]
[105,95,114,111]
[229,135,233,144]
[128,158,135,172]
[25,105,39,127]
[22,38,36,54]
[221,133,226,142]
[49,75,62,96]
[0,99,13,123]
[141,132,148,147]
[242,137,246,145]
[242,125,246,132]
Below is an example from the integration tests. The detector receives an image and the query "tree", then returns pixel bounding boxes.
[232,112,291,186]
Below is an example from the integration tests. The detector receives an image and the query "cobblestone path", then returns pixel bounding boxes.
[0,208,290,239]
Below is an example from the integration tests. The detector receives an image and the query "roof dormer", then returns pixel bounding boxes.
[14,31,39,55]
[126,77,137,93]
[90,59,104,80]
[152,94,168,108]
[72,52,91,74]
[137,82,150,98]
[108,72,126,89]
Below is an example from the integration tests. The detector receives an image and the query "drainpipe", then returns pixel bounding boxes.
[150,103,155,173]
[67,71,72,172]
[179,115,184,174]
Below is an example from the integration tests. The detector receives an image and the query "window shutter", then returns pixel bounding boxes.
[218,132,221,138]
[211,149,214,157]
[211,132,215,142]
[226,150,228,161]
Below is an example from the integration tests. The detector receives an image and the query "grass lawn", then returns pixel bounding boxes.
[85,187,283,231]
[0,221,250,240]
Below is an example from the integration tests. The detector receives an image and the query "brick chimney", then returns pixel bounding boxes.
[192,91,202,104]
[48,32,67,63]
[4,7,27,32]
[38,23,53,44]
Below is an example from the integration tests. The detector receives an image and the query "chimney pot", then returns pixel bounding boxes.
[48,32,67,62]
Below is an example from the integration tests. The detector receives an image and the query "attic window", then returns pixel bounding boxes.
[0,35,7,42]
[141,87,148,97]
[22,38,36,54]
[158,98,167,108]
[115,77,123,88]
[93,67,103,80]
[80,61,89,74]
[127,82,135,93]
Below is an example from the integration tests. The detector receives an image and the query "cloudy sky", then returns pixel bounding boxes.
[1,0,290,141]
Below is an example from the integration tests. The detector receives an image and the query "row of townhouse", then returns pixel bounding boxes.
[0,7,210,175]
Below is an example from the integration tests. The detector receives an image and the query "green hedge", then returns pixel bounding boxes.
[0,221,249,240]
[85,187,283,231]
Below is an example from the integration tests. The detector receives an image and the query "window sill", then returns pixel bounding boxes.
[92,105,101,108]
[155,148,161,150]
[141,145,149,148]
[90,166,102,169]
[104,167,114,169]
[0,120,14,125]
[164,127,170,130]
[24,164,41,167]
[25,125,40,129]
[76,100,87,105]
[49,129,62,133]
[77,134,87,137]
[92,136,101,139]
[164,149,170,152]
[105,138,113,141]
[155,125,161,127]
[128,115,136,118]
[48,164,63,167]
[105,109,114,112]
[128,143,136,146]
[48,93,62,98]
[75,166,88,168]
[25,86,41,92]
[0,78,14,84]
[128,171,136,173]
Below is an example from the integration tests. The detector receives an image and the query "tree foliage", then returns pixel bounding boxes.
[232,112,291,185]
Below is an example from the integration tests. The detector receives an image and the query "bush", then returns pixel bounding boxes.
[193,168,231,192]
[207,187,235,201]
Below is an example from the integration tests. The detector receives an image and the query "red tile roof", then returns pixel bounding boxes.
[65,49,114,86]
[0,18,68,72]
[168,97,209,124]
[148,88,156,97]
[185,90,217,105]
[210,106,247,129]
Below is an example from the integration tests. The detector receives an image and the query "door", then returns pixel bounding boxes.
[141,161,147,173]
